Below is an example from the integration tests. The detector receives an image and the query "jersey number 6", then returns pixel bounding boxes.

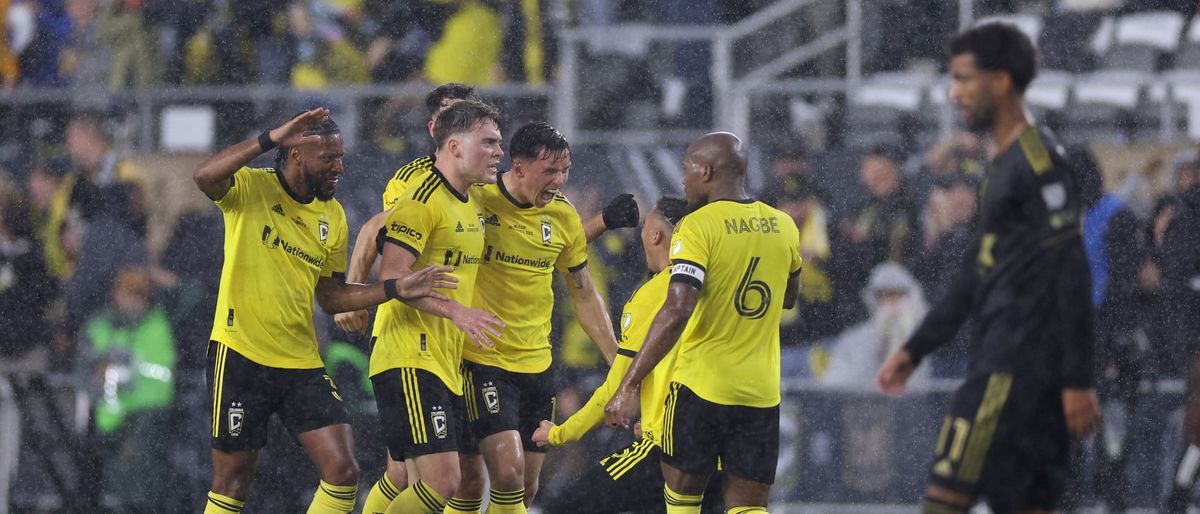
[734,257,771,319]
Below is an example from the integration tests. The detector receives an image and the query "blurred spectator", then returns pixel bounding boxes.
[0,173,55,363]
[0,173,54,514]
[60,0,113,89]
[1,0,22,88]
[365,2,451,83]
[286,2,368,89]
[17,0,72,87]
[914,176,977,302]
[63,112,145,233]
[77,267,175,512]
[833,146,917,326]
[768,177,838,344]
[25,159,74,280]
[98,0,162,88]
[915,132,986,207]
[498,0,553,84]
[64,184,149,359]
[821,262,931,387]
[158,207,222,370]
[424,0,503,85]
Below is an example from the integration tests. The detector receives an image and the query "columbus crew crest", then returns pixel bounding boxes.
[541,217,552,245]
[228,403,245,437]
[483,385,500,414]
[318,218,329,243]
[431,408,448,439]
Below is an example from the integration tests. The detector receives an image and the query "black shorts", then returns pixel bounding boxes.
[660,382,779,484]
[206,341,350,452]
[927,372,1069,514]
[462,361,556,453]
[541,438,725,514]
[372,367,470,459]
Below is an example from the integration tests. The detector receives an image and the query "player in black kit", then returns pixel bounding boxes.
[875,23,1101,514]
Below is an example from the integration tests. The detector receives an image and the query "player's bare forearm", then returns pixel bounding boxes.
[316,266,456,314]
[616,283,697,392]
[583,213,607,243]
[315,276,389,314]
[347,211,388,283]
[565,267,618,363]
[193,137,266,200]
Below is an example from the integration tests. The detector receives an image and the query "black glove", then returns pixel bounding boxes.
[602,193,639,229]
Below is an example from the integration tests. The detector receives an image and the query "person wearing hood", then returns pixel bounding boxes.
[822,262,931,387]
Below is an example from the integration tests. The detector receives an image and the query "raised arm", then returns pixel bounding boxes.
[582,193,640,242]
[193,107,331,200]
[563,265,618,364]
[604,282,698,428]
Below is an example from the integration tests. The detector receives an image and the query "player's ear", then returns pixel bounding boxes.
[290,146,302,164]
[993,70,1013,97]
[651,228,662,245]
[511,158,523,177]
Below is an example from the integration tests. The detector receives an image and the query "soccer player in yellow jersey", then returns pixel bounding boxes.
[445,122,619,514]
[192,108,456,514]
[529,197,723,514]
[368,100,507,514]
[605,133,803,514]
[336,83,636,338]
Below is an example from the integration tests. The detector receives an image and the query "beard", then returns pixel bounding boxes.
[965,97,996,133]
[306,172,337,201]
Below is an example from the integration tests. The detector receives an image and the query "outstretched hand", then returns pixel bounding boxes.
[450,305,505,350]
[396,265,458,302]
[269,107,333,148]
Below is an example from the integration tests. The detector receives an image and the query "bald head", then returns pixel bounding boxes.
[680,132,750,208]
[685,132,746,179]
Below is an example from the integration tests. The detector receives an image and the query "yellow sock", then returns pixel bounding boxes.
[727,507,769,514]
[363,475,401,514]
[204,491,245,513]
[307,480,357,514]
[664,484,703,514]
[384,480,446,514]
[485,488,526,514]
[446,496,484,514]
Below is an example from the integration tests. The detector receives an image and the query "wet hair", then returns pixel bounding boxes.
[949,22,1038,93]
[653,196,688,226]
[432,101,502,150]
[273,113,341,172]
[426,83,481,118]
[510,122,570,162]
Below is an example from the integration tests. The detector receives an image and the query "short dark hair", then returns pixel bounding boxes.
[274,112,341,171]
[425,83,481,118]
[510,122,570,162]
[432,100,502,150]
[949,22,1038,93]
[654,196,688,226]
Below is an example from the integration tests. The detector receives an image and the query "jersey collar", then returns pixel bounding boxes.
[497,172,533,209]
[275,168,314,204]
[430,164,470,203]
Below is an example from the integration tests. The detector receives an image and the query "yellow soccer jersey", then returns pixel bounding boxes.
[209,167,349,369]
[549,269,676,447]
[369,168,485,394]
[462,176,588,373]
[669,199,801,408]
[381,155,434,211]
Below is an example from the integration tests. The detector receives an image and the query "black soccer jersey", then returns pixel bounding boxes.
[904,126,1094,388]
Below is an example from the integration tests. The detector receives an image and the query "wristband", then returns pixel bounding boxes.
[384,278,400,300]
[258,131,277,152]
